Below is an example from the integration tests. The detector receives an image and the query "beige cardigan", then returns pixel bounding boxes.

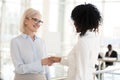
[14,73,46,80]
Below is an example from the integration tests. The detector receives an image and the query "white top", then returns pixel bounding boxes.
[60,30,100,80]
[108,50,112,56]
[10,33,50,79]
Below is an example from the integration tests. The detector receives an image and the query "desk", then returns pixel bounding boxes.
[97,58,120,80]
[98,58,120,69]
[98,58,120,62]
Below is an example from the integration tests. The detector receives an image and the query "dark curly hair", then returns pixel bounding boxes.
[71,3,102,36]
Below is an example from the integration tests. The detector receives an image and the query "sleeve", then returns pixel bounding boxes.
[60,56,69,66]
[45,66,50,80]
[105,52,108,57]
[74,40,89,80]
[113,51,118,58]
[60,47,76,66]
[10,39,43,74]
[42,40,50,80]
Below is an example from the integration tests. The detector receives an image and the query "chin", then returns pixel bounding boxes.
[75,28,80,33]
[31,30,37,33]
[33,29,38,32]
[34,30,37,32]
[76,30,80,33]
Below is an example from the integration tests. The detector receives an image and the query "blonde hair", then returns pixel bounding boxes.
[20,8,41,33]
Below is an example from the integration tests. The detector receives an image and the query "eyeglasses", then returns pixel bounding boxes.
[31,18,43,24]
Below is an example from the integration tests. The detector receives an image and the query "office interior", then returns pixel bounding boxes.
[0,0,120,80]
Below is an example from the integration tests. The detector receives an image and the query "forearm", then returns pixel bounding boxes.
[14,60,43,74]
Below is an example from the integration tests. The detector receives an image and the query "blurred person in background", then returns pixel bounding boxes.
[95,44,118,79]
[105,44,118,67]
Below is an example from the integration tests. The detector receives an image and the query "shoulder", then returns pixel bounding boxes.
[112,50,117,53]
[106,51,108,53]
[77,37,85,44]
[10,35,22,46]
[105,51,109,55]
[11,35,21,42]
[76,37,88,50]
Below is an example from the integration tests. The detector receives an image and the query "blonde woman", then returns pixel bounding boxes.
[10,8,52,80]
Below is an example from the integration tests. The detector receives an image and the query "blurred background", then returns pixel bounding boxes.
[0,0,120,80]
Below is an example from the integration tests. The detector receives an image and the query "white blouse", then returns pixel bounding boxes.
[10,34,50,79]
[60,31,100,80]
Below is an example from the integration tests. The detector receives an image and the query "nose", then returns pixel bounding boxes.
[35,21,43,25]
[34,22,40,27]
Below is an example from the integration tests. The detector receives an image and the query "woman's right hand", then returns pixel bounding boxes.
[41,58,54,66]
[49,56,61,63]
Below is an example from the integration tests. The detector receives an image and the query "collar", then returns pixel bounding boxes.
[109,50,113,53]
[85,30,97,35]
[79,30,98,37]
[21,33,39,39]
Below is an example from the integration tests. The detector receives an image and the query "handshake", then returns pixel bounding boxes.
[41,56,61,66]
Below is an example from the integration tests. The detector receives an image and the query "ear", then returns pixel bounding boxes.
[24,18,28,25]
[74,21,77,26]
[74,21,81,33]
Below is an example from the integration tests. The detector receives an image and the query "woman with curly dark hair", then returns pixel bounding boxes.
[50,3,102,80]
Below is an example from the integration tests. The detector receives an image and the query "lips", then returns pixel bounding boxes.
[33,24,40,29]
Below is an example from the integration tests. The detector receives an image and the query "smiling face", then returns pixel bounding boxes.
[24,13,42,33]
